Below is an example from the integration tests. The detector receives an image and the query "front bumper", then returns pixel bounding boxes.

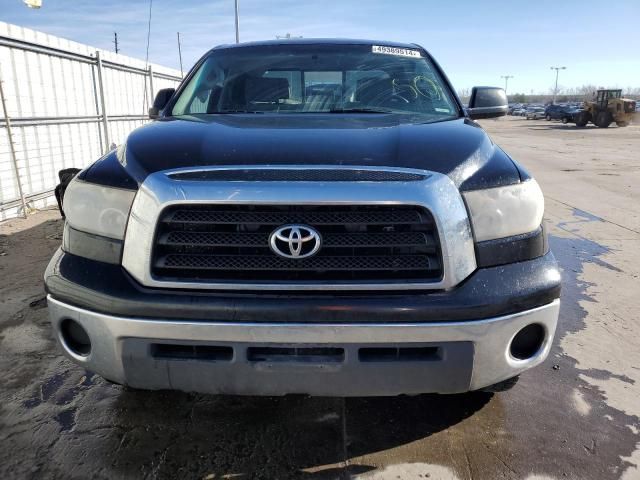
[45,248,561,395]
[48,295,559,396]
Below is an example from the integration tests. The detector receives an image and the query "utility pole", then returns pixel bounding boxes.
[500,75,514,95]
[177,32,183,77]
[113,32,119,54]
[234,0,240,44]
[550,66,566,104]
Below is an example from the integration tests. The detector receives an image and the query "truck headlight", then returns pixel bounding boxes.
[61,178,136,263]
[462,180,544,242]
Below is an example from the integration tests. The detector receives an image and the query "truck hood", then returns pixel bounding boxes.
[112,114,522,191]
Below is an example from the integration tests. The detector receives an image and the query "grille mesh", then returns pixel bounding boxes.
[160,231,434,248]
[152,205,442,284]
[166,209,422,225]
[160,254,435,271]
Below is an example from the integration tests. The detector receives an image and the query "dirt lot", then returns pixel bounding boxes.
[1,116,639,480]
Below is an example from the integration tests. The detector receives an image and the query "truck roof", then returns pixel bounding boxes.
[211,38,423,51]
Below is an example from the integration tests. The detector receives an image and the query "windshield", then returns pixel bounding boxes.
[171,43,460,121]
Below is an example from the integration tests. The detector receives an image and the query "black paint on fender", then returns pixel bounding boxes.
[78,150,137,190]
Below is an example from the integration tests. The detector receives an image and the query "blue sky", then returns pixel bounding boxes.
[2,0,640,94]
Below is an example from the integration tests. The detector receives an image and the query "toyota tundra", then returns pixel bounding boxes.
[45,39,561,396]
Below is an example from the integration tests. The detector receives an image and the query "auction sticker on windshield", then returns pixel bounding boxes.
[372,45,421,58]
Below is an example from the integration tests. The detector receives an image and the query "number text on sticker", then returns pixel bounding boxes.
[372,45,421,58]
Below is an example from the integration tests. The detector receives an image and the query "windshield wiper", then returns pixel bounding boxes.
[328,108,393,114]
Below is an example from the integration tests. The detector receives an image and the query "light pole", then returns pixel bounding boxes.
[500,75,514,95]
[234,0,240,43]
[550,66,566,104]
[177,32,184,77]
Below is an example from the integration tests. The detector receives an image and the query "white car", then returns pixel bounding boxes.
[526,108,546,120]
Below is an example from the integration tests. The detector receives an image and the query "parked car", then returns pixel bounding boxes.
[545,104,581,124]
[46,39,560,396]
[520,105,542,116]
[526,107,546,120]
[508,103,522,115]
[513,106,528,116]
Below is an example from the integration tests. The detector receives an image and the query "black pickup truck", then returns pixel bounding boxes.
[45,39,560,396]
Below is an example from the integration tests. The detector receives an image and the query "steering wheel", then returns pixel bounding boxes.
[413,75,441,100]
[388,92,411,104]
[387,81,418,105]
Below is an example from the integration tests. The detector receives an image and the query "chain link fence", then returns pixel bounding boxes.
[0,22,182,220]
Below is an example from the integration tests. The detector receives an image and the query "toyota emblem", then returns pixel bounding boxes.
[269,225,322,259]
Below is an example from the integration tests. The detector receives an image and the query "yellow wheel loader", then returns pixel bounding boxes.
[574,89,637,128]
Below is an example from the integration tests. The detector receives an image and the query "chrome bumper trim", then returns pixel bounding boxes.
[121,165,477,291]
[48,296,559,394]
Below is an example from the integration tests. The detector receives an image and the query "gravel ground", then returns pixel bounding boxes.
[0,116,639,480]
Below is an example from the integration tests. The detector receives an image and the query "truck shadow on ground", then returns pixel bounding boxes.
[98,388,493,479]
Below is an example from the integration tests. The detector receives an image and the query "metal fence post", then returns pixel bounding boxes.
[148,64,154,114]
[0,68,28,218]
[95,51,110,152]
[90,59,105,153]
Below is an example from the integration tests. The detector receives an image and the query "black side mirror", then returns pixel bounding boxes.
[148,88,176,119]
[467,87,508,119]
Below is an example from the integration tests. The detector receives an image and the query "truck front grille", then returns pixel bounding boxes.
[151,205,442,284]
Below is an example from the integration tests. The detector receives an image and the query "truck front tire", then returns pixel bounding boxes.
[594,111,612,128]
[574,112,590,127]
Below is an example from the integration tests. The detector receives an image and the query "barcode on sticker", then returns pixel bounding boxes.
[372,45,421,58]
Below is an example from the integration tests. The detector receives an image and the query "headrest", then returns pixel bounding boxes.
[245,77,290,103]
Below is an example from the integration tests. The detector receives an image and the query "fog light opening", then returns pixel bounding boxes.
[510,323,545,360]
[59,318,91,357]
